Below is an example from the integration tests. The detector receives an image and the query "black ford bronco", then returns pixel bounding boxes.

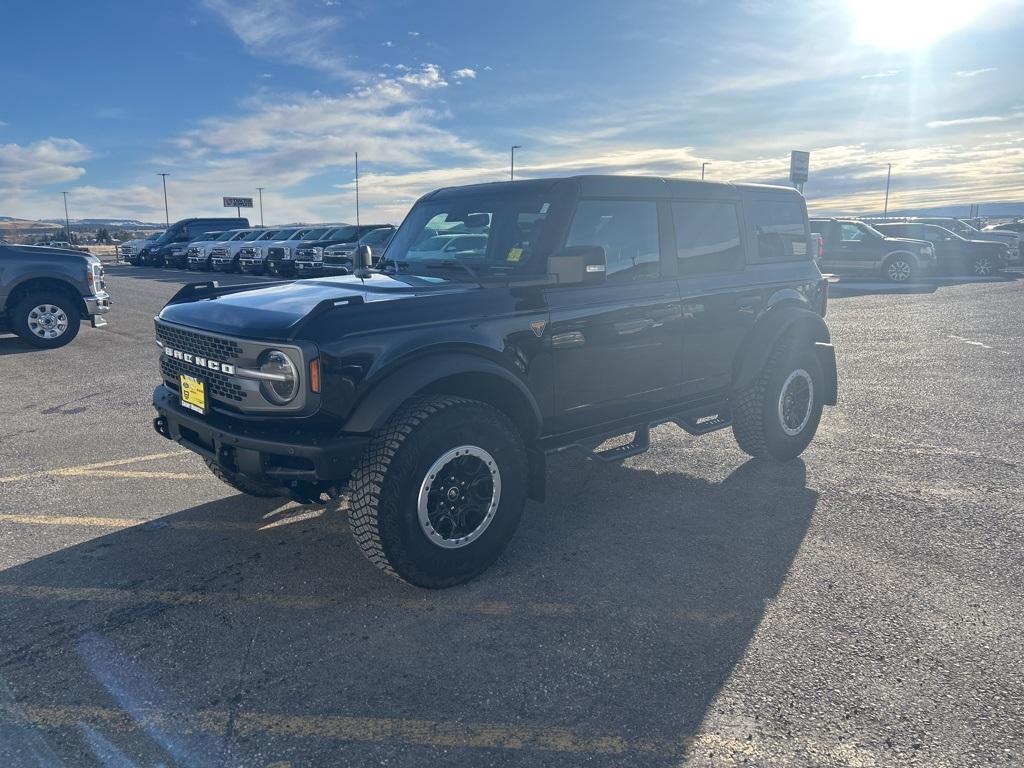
[152,176,837,587]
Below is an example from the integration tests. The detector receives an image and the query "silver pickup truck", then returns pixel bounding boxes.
[0,243,111,348]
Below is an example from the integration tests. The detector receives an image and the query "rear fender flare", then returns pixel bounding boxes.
[733,306,837,405]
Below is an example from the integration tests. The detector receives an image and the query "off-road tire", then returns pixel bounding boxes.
[732,338,825,461]
[203,457,282,498]
[882,254,915,283]
[348,395,528,588]
[11,291,81,349]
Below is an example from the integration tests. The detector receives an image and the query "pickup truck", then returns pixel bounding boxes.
[809,218,936,282]
[0,243,111,348]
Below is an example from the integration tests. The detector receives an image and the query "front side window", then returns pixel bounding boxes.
[385,191,564,278]
[748,198,809,260]
[672,201,742,275]
[841,223,864,242]
[566,199,660,283]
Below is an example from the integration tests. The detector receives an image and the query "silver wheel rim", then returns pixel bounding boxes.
[887,260,911,282]
[778,369,814,437]
[417,445,501,549]
[27,304,69,340]
[974,257,992,276]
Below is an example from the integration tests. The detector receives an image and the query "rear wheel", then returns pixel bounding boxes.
[348,396,527,588]
[882,254,915,283]
[203,458,282,498]
[732,338,825,461]
[11,291,81,349]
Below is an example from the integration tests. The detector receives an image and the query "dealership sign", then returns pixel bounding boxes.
[223,197,254,208]
[789,151,810,185]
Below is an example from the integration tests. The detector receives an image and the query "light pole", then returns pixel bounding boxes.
[354,152,360,228]
[511,145,521,181]
[61,191,71,243]
[157,173,170,226]
[883,163,892,220]
[701,162,712,180]
[256,187,265,226]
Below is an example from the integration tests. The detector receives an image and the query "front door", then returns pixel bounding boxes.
[835,223,877,272]
[544,198,682,434]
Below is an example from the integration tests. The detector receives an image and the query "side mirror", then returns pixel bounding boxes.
[548,245,606,285]
[355,244,373,269]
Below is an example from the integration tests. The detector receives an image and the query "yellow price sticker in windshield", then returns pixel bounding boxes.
[506,247,524,262]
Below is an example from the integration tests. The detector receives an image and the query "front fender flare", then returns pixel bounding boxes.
[342,352,544,435]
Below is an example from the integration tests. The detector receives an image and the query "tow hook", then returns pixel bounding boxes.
[153,416,171,439]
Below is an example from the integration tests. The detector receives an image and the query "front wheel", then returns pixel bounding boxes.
[11,292,81,349]
[348,396,527,588]
[732,338,825,461]
[971,254,997,277]
[883,254,915,283]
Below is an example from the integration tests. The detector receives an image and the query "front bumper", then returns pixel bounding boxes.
[294,261,325,274]
[266,259,295,276]
[210,257,236,271]
[238,258,267,273]
[152,385,369,493]
[84,292,111,316]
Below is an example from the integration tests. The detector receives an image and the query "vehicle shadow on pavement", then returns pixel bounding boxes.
[0,453,816,767]
[0,334,39,356]
[103,264,281,288]
[830,270,1022,298]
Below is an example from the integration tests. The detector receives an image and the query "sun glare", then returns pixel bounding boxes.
[845,0,996,50]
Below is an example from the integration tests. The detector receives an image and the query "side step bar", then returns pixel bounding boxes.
[557,407,732,463]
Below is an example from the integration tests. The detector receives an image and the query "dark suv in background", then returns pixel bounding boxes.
[136,218,249,267]
[303,225,396,274]
[810,217,935,282]
[872,222,1008,276]
[152,175,837,587]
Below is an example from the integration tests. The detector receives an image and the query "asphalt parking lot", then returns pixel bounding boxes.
[1,263,1022,767]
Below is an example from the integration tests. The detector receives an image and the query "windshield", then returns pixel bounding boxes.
[326,226,359,241]
[301,228,330,240]
[145,231,163,241]
[256,230,281,240]
[241,230,263,241]
[214,231,236,241]
[385,191,566,277]
[362,228,393,245]
[229,230,252,240]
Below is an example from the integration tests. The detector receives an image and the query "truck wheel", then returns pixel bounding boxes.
[732,338,824,461]
[11,292,81,349]
[882,254,914,283]
[971,254,996,277]
[348,396,527,588]
[203,457,282,498]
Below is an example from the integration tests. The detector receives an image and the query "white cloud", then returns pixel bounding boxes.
[926,115,1007,128]
[398,64,447,89]
[860,70,900,79]
[382,40,394,47]
[0,138,90,187]
[954,67,997,77]
[200,0,365,79]
[452,68,477,81]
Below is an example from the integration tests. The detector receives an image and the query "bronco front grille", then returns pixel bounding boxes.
[160,356,246,402]
[156,322,242,362]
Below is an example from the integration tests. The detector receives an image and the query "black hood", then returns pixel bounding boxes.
[158,273,475,340]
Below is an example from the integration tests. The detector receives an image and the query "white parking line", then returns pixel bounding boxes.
[948,335,1010,354]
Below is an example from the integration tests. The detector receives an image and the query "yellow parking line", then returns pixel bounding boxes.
[0,513,346,533]
[0,583,576,618]
[62,469,207,480]
[0,703,882,764]
[0,451,189,484]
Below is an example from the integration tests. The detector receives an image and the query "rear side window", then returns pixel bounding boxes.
[747,197,808,260]
[566,199,660,283]
[672,201,743,275]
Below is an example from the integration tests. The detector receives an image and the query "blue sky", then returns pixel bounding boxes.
[1,0,1022,224]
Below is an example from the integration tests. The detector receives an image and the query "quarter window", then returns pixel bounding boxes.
[566,199,660,283]
[672,201,743,275]
[748,198,809,260]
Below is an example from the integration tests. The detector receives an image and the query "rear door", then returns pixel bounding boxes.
[670,197,752,397]
[544,197,682,434]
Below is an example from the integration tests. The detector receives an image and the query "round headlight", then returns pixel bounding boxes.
[258,349,299,404]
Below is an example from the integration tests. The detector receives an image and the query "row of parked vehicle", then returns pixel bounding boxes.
[810,216,1022,283]
[118,218,396,276]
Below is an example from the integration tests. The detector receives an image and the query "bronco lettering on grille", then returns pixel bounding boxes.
[162,345,236,375]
